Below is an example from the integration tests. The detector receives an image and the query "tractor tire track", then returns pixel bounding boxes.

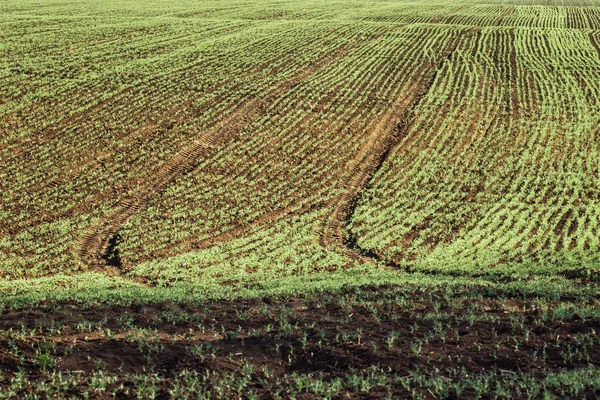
[73,45,356,271]
[318,31,469,267]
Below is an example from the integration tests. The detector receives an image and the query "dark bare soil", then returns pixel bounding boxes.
[1,285,600,398]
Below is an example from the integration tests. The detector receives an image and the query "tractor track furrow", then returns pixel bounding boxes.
[318,31,468,267]
[73,110,254,271]
[73,46,354,271]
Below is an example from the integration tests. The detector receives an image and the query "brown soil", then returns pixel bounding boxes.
[1,285,599,398]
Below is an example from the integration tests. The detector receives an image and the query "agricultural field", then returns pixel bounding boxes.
[2,0,600,397]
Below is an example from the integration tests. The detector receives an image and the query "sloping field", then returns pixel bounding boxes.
[351,26,600,278]
[2,0,600,397]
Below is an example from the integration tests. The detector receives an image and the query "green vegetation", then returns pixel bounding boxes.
[351,26,600,279]
[2,0,600,397]
[1,283,600,398]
